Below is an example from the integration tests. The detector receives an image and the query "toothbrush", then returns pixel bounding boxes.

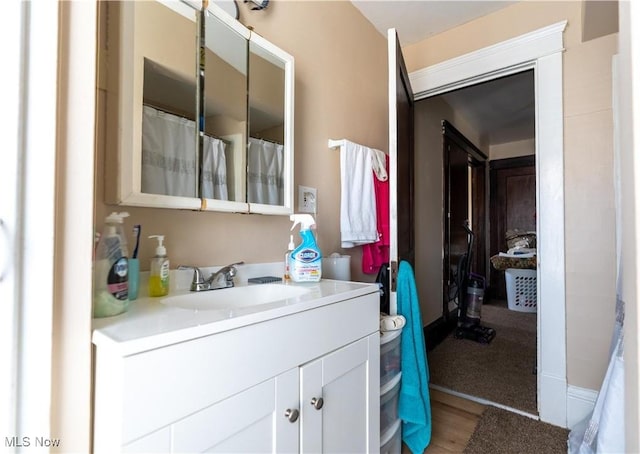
[132,225,141,259]
[94,231,101,259]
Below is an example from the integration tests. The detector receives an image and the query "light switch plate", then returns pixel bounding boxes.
[298,186,317,213]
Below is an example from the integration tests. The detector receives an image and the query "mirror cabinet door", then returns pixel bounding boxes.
[139,1,200,201]
[199,6,250,211]
[247,34,294,215]
[104,0,201,209]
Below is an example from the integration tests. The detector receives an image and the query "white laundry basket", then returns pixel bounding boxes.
[505,268,537,312]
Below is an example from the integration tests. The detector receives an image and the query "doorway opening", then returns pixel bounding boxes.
[415,69,538,416]
[408,21,567,426]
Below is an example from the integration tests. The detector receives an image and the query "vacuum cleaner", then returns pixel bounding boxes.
[453,221,496,344]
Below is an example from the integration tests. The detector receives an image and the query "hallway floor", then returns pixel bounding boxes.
[426,300,537,414]
[404,389,568,453]
[423,389,484,453]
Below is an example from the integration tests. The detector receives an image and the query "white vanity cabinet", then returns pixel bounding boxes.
[300,335,378,453]
[93,288,380,453]
[136,367,300,453]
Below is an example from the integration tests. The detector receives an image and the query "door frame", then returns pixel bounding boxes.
[409,21,568,427]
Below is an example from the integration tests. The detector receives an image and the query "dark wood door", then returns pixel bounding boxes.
[470,161,487,279]
[443,138,469,306]
[393,35,414,267]
[442,122,487,316]
[387,29,414,313]
[489,156,536,299]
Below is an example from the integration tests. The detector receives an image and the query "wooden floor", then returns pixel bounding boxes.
[402,389,486,454]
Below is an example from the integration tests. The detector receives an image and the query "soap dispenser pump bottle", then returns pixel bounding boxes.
[148,235,170,297]
[93,212,130,318]
[284,234,295,282]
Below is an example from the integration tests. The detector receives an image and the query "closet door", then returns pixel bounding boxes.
[387,28,414,315]
[443,136,469,308]
[489,156,536,299]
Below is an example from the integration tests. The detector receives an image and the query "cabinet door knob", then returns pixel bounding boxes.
[284,408,299,423]
[310,397,324,410]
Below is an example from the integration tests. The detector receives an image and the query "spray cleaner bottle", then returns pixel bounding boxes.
[289,214,322,282]
[93,212,130,318]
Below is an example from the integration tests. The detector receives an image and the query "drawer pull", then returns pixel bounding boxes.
[310,397,324,410]
[284,408,299,423]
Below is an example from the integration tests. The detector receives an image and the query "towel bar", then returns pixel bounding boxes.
[328,139,346,149]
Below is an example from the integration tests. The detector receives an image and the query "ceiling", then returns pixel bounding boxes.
[351,0,535,147]
[351,1,518,46]
[441,70,535,145]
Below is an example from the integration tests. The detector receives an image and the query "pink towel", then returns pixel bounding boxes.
[362,154,389,274]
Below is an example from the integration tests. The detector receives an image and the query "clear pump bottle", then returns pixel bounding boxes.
[284,234,295,282]
[148,235,170,297]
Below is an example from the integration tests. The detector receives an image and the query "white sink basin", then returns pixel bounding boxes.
[160,284,311,311]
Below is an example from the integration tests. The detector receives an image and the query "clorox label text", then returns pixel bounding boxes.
[297,249,319,263]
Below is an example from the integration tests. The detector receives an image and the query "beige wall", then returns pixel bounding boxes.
[403,1,582,71]
[564,32,617,390]
[490,138,535,160]
[95,0,388,283]
[414,97,486,326]
[405,1,617,391]
[582,0,619,42]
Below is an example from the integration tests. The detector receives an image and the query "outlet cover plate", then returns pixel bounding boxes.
[298,185,317,213]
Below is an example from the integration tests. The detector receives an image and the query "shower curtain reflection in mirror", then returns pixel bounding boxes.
[247,137,284,205]
[141,105,229,199]
[202,135,229,200]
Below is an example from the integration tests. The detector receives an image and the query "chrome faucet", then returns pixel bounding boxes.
[178,262,244,292]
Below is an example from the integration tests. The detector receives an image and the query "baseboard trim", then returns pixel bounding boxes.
[567,385,598,429]
[424,311,457,351]
[538,372,568,427]
[429,384,539,420]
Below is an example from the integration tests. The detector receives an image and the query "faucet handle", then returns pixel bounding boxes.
[216,261,244,282]
[177,265,204,283]
[225,261,244,277]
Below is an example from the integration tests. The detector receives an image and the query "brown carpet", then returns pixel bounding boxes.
[463,406,569,453]
[428,301,537,413]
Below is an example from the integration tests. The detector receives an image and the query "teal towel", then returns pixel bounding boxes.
[397,261,432,453]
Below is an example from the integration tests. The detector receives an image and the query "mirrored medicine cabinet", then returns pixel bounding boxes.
[102,0,294,214]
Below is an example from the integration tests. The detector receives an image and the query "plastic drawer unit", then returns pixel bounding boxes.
[380,329,401,387]
[380,419,401,454]
[380,372,401,435]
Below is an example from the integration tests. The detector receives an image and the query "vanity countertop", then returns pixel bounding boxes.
[92,278,379,356]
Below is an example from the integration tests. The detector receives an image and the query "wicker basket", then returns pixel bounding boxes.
[505,268,537,312]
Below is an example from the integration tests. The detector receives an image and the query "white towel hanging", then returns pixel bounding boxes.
[330,139,380,248]
[329,138,388,180]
